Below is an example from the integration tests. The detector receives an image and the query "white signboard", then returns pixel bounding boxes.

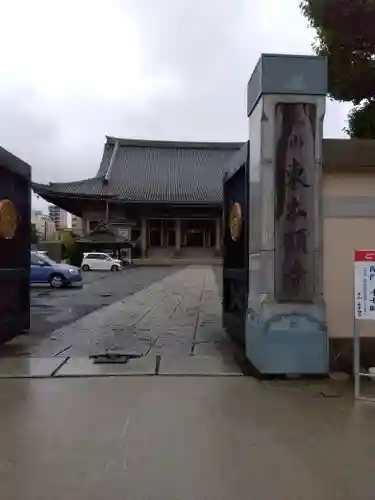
[354,250,375,320]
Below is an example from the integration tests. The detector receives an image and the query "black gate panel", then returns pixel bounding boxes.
[0,148,31,342]
[222,142,249,346]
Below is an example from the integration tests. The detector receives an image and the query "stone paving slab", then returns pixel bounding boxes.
[55,356,157,377]
[0,353,243,377]
[159,355,243,376]
[0,358,67,378]
[192,269,225,344]
[30,266,229,360]
[192,339,239,357]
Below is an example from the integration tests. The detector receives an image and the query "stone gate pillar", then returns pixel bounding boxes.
[246,54,328,375]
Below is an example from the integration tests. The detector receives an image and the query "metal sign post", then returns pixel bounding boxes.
[354,250,375,401]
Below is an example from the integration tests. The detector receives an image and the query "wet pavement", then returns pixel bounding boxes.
[1,266,229,360]
[1,267,375,498]
[29,267,182,337]
[0,266,184,357]
[1,376,375,500]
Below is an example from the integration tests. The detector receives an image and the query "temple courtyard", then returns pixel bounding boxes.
[0,265,242,374]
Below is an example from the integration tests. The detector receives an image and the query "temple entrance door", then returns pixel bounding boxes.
[183,220,213,248]
[185,228,204,247]
[166,228,176,247]
[148,219,162,247]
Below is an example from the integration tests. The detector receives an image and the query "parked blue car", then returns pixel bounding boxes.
[30,251,82,288]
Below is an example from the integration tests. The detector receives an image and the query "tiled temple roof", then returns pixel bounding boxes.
[32,137,375,205]
[33,138,243,204]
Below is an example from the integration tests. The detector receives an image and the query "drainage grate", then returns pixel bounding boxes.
[89,352,142,364]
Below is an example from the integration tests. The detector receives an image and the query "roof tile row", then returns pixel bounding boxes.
[32,137,375,204]
[33,140,243,204]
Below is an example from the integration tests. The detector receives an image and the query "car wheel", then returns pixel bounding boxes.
[111,265,120,272]
[82,264,90,271]
[49,274,66,289]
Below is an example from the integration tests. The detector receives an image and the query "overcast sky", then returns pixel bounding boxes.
[0,0,350,210]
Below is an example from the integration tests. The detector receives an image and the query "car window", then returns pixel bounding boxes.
[30,252,56,265]
[36,253,56,265]
[86,253,99,259]
[86,253,108,260]
[31,253,42,265]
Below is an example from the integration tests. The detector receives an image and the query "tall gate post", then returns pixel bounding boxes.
[246,55,328,375]
[0,147,31,342]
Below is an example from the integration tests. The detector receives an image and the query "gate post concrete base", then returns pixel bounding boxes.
[246,305,328,375]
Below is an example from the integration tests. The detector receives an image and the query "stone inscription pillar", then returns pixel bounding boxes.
[246,54,328,375]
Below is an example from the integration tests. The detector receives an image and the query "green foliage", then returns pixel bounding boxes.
[59,230,77,263]
[345,101,375,138]
[300,0,375,137]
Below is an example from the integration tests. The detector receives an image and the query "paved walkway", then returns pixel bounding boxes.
[29,267,180,338]
[2,268,375,498]
[1,376,374,500]
[29,266,228,359]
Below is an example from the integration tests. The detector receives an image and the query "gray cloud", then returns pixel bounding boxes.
[0,0,349,210]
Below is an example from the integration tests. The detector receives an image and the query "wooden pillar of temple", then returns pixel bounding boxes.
[175,218,181,257]
[141,217,147,258]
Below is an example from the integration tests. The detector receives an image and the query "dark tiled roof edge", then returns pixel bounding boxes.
[32,138,375,203]
[105,136,244,150]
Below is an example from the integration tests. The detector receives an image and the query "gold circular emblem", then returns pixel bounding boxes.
[229,202,242,241]
[0,199,18,240]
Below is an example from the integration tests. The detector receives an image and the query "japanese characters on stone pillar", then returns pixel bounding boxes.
[247,54,327,308]
[274,103,317,302]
